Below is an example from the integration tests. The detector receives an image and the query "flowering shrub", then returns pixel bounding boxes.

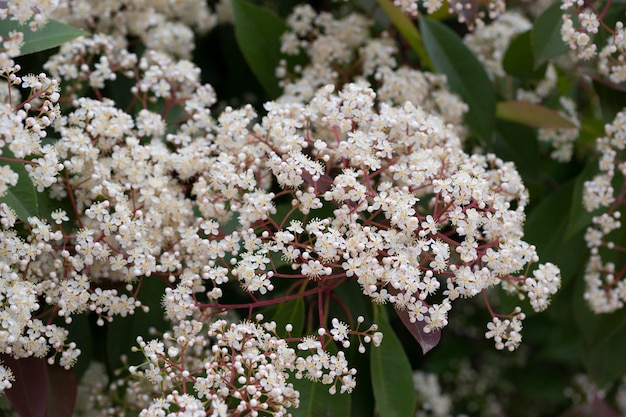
[2,0,626,416]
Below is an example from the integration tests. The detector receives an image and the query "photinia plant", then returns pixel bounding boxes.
[1,0,626,416]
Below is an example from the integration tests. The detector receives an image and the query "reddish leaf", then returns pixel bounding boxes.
[1,354,48,417]
[394,307,441,354]
[46,365,77,417]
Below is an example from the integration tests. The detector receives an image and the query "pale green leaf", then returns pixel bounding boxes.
[496,101,577,129]
[0,19,87,56]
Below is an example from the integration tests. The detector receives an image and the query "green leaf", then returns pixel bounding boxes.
[573,276,626,387]
[524,179,587,289]
[531,3,569,68]
[564,159,600,240]
[106,277,168,371]
[232,0,285,98]
[419,17,495,141]
[377,0,432,69]
[290,377,351,417]
[0,19,87,56]
[494,119,540,183]
[370,306,416,417]
[503,30,535,77]
[496,101,577,129]
[0,149,39,222]
[594,79,626,122]
[267,297,305,338]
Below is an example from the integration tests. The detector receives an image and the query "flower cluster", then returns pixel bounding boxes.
[464,11,531,79]
[561,0,626,84]
[388,0,506,28]
[0,0,565,412]
[582,110,626,313]
[51,0,217,58]
[279,5,468,132]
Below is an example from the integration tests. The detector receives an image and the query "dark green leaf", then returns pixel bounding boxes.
[290,377,351,417]
[564,159,599,240]
[494,119,540,183]
[594,79,626,122]
[572,256,626,387]
[370,306,416,417]
[496,101,577,129]
[503,30,535,77]
[0,19,87,56]
[106,277,168,371]
[268,297,305,338]
[0,148,39,222]
[377,0,432,69]
[232,0,285,98]
[531,3,569,68]
[419,17,495,141]
[524,179,587,288]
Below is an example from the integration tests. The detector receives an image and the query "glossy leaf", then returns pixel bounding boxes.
[377,0,432,69]
[531,3,569,68]
[494,120,540,184]
[496,101,577,129]
[232,0,285,98]
[370,306,416,417]
[106,277,168,371]
[268,297,305,338]
[0,149,39,222]
[594,79,626,122]
[503,30,535,77]
[524,179,588,296]
[420,17,495,141]
[290,377,351,417]
[0,19,87,56]
[564,159,600,240]
[573,266,626,386]
[2,355,47,417]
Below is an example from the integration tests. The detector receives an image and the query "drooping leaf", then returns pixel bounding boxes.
[290,377,351,417]
[46,365,77,417]
[531,3,569,68]
[394,307,440,354]
[420,17,496,141]
[0,148,39,222]
[370,306,416,417]
[0,19,87,56]
[1,355,47,417]
[232,0,285,98]
[496,101,577,129]
[377,0,432,69]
